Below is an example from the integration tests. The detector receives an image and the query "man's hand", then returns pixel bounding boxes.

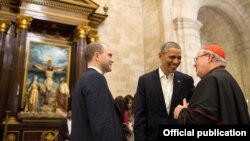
[173,98,189,119]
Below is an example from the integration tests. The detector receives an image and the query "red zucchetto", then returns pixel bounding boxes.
[203,45,225,59]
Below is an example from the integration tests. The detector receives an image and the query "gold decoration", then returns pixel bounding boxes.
[2,111,10,141]
[0,19,10,32]
[88,13,108,26]
[75,25,90,39]
[21,0,95,15]
[41,130,58,141]
[103,4,109,15]
[2,117,19,125]
[16,15,33,29]
[45,133,54,141]
[88,34,99,43]
[7,134,16,141]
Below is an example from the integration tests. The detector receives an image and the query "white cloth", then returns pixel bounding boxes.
[159,67,174,114]
[67,119,71,135]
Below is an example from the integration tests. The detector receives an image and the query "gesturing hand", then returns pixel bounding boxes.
[173,98,189,119]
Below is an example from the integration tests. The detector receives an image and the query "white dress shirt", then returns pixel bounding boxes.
[159,67,174,114]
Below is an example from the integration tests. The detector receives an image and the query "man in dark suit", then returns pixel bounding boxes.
[59,110,71,141]
[71,42,126,141]
[134,41,194,141]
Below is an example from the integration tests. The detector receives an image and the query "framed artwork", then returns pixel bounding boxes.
[22,41,71,112]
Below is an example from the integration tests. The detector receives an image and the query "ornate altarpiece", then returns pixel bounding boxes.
[0,0,108,140]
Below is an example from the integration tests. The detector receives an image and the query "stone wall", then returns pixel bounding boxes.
[93,0,250,111]
[95,0,144,97]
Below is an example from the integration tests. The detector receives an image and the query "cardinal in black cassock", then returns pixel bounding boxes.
[175,45,250,124]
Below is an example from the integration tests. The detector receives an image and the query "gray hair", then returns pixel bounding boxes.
[160,41,181,53]
[203,50,226,67]
[85,42,105,62]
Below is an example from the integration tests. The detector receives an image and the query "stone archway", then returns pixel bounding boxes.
[198,0,250,110]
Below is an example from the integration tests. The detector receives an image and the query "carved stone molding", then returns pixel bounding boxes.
[173,17,202,31]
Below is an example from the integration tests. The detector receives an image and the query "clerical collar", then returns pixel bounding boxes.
[159,67,174,79]
[88,66,103,74]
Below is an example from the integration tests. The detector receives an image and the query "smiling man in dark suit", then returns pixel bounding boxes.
[134,41,194,141]
[71,42,126,141]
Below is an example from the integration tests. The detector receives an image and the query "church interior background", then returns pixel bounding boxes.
[0,0,249,140]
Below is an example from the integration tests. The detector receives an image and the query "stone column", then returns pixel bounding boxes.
[0,19,10,122]
[173,17,202,84]
[160,0,173,41]
[0,19,10,80]
[240,47,250,111]
[70,25,90,90]
[7,15,32,119]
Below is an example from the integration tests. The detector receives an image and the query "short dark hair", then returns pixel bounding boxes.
[160,41,181,53]
[85,42,104,62]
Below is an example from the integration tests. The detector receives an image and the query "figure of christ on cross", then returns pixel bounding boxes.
[32,56,65,106]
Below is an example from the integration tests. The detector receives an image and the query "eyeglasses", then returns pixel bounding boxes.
[194,53,209,62]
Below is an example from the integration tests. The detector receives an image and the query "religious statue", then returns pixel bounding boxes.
[56,77,70,115]
[27,75,40,112]
[32,56,65,106]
